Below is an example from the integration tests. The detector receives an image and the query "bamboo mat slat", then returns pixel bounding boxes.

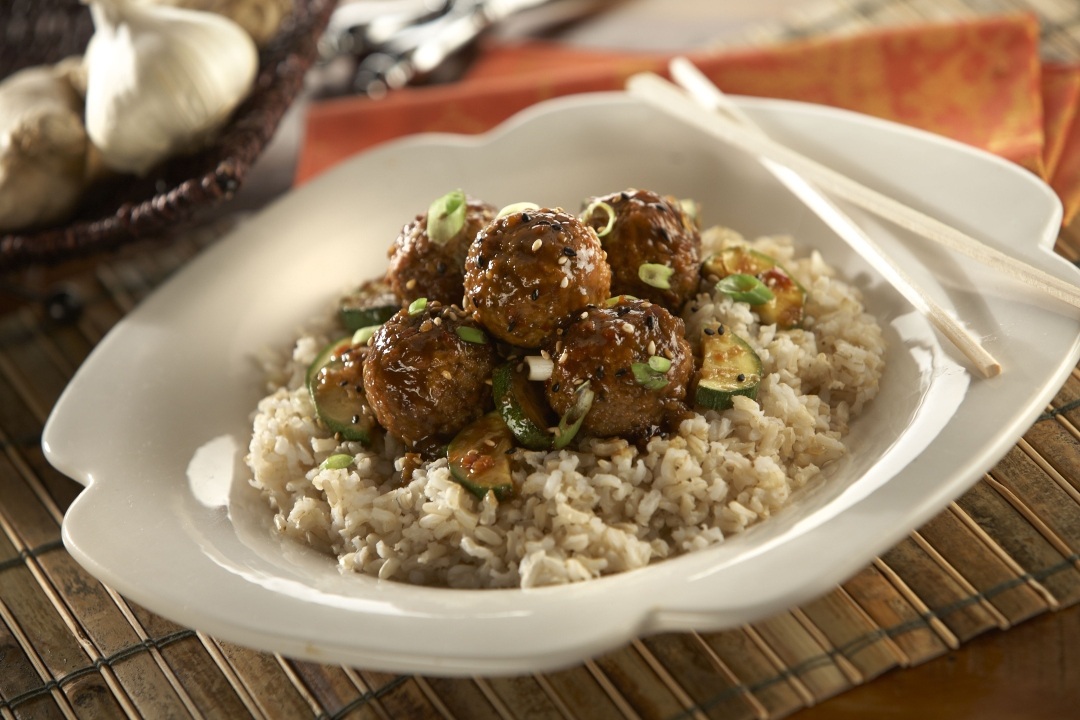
[3,1,1080,718]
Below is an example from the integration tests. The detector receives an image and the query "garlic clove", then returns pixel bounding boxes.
[151,0,293,46]
[0,60,97,233]
[84,0,259,176]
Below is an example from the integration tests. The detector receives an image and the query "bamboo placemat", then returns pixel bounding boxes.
[3,2,1080,719]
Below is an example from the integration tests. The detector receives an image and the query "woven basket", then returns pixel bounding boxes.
[0,0,336,272]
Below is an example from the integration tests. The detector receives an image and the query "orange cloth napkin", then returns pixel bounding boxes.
[298,13,1080,225]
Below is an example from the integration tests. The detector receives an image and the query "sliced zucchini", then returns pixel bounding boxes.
[702,246,806,329]
[447,412,516,500]
[306,336,376,444]
[492,363,555,450]
[694,329,763,411]
[339,279,399,332]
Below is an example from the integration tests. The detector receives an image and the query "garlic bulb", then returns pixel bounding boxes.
[83,0,258,176]
[152,0,293,46]
[0,58,100,233]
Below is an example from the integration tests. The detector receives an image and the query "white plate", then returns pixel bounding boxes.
[44,92,1080,676]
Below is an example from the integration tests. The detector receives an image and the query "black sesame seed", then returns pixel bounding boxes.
[338,379,348,387]
[507,320,517,332]
[505,447,516,455]
[435,261,447,274]
[351,414,360,424]
[531,288,540,301]
[521,213,531,222]
[658,227,670,241]
[737,374,746,383]
[620,191,630,201]
[477,255,488,268]
[645,315,655,329]
[562,246,577,257]
[616,306,630,317]
[717,324,725,335]
[615,368,627,377]
[596,366,605,379]
[703,327,715,335]
[551,382,561,393]
[552,223,562,231]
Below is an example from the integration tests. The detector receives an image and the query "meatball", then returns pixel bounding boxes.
[387,194,497,306]
[545,298,693,440]
[363,301,497,454]
[463,208,611,348]
[583,188,700,311]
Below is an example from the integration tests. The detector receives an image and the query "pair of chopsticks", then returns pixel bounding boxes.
[628,59,1080,378]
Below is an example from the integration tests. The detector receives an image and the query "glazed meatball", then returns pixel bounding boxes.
[583,189,700,311]
[387,194,497,306]
[363,301,497,454]
[463,208,611,348]
[545,298,693,440]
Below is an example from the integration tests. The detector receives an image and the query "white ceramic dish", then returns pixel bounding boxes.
[44,92,1080,676]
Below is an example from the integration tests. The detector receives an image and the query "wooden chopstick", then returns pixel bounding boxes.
[625,70,1080,313]
[666,57,1002,378]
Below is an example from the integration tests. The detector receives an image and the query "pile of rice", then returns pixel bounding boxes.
[246,229,885,588]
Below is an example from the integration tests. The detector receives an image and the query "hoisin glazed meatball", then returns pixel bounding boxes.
[387,193,497,306]
[463,207,611,348]
[363,301,496,454]
[545,297,694,440]
[583,189,700,311]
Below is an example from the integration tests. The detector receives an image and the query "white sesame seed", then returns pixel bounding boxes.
[560,277,569,288]
[558,256,568,265]
[531,239,542,252]
[442,370,452,380]
[540,349,550,359]
[405,278,417,289]
[433,317,443,326]
[579,311,588,320]
[647,340,656,355]
[621,322,634,334]
[559,350,569,363]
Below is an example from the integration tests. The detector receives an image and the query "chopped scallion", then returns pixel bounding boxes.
[496,202,540,219]
[639,263,674,290]
[408,297,428,315]
[455,325,488,344]
[320,454,354,470]
[715,274,774,305]
[631,362,669,390]
[647,355,671,373]
[427,190,467,246]
[351,325,380,345]
[582,199,616,237]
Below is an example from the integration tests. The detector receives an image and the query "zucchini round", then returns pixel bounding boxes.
[306,336,377,444]
[694,329,763,411]
[447,413,515,500]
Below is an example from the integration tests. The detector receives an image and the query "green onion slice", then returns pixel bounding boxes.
[715,274,775,305]
[427,190,467,246]
[320,454,355,470]
[496,202,540,219]
[408,297,428,315]
[455,325,487,344]
[647,355,671,373]
[604,294,638,307]
[639,263,674,290]
[351,325,381,345]
[631,362,669,390]
[581,199,616,237]
[554,382,594,449]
